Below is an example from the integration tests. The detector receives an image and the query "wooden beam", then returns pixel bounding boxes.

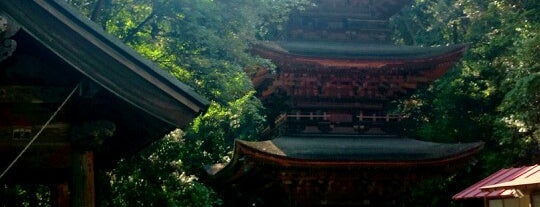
[0,142,71,169]
[0,86,71,103]
[0,123,71,143]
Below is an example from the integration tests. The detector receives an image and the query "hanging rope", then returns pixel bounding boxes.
[0,83,81,180]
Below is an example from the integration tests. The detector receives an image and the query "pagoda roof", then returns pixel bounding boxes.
[256,41,468,60]
[209,135,483,176]
[295,0,413,20]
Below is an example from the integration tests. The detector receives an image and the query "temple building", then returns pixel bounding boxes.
[208,0,484,206]
[0,1,208,206]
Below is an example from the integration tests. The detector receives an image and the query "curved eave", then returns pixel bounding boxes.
[253,41,468,69]
[299,0,413,20]
[233,139,484,168]
[211,137,484,182]
[0,0,209,127]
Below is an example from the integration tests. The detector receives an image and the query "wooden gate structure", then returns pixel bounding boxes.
[0,1,208,206]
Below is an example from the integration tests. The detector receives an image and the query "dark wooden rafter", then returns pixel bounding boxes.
[275,168,421,206]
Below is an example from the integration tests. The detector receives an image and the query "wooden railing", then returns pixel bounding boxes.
[356,113,402,122]
[275,112,403,124]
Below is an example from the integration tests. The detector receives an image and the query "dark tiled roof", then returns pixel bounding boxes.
[0,0,209,164]
[0,0,209,127]
[238,134,483,161]
[256,41,468,60]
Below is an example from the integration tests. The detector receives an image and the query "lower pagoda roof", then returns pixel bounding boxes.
[208,135,484,176]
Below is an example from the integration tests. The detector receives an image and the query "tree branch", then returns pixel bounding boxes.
[123,11,156,43]
[90,0,104,22]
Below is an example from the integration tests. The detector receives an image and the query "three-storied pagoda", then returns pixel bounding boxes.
[208,0,483,206]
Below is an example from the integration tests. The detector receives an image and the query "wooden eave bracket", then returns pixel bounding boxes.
[0,11,19,62]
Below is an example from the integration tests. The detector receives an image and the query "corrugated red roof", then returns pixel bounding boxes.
[453,165,540,200]
[481,166,540,191]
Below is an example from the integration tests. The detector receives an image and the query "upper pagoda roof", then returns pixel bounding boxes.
[251,41,468,103]
[300,0,414,20]
[256,41,468,60]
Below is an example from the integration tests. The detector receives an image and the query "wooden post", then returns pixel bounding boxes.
[68,120,114,207]
[71,150,95,207]
[52,182,70,207]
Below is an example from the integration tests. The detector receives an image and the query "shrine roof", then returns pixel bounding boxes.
[0,0,209,127]
[255,41,468,60]
[0,0,209,166]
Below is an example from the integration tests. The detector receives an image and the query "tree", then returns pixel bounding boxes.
[104,131,220,207]
[391,0,540,205]
[64,0,309,206]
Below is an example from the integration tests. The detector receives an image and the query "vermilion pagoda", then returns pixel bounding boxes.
[209,0,483,206]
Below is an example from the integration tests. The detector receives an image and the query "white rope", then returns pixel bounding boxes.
[0,83,80,180]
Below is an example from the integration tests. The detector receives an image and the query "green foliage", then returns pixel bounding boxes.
[105,131,221,207]
[494,73,540,164]
[62,0,540,206]
[64,0,308,206]
[394,0,540,162]
[0,185,51,207]
[181,92,266,175]
[392,0,540,205]
[69,0,308,102]
[101,93,265,206]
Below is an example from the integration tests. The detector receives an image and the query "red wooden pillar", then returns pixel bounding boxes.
[52,182,69,207]
[71,150,95,207]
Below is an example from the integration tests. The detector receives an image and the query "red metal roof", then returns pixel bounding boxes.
[453,165,540,200]
[481,167,540,191]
